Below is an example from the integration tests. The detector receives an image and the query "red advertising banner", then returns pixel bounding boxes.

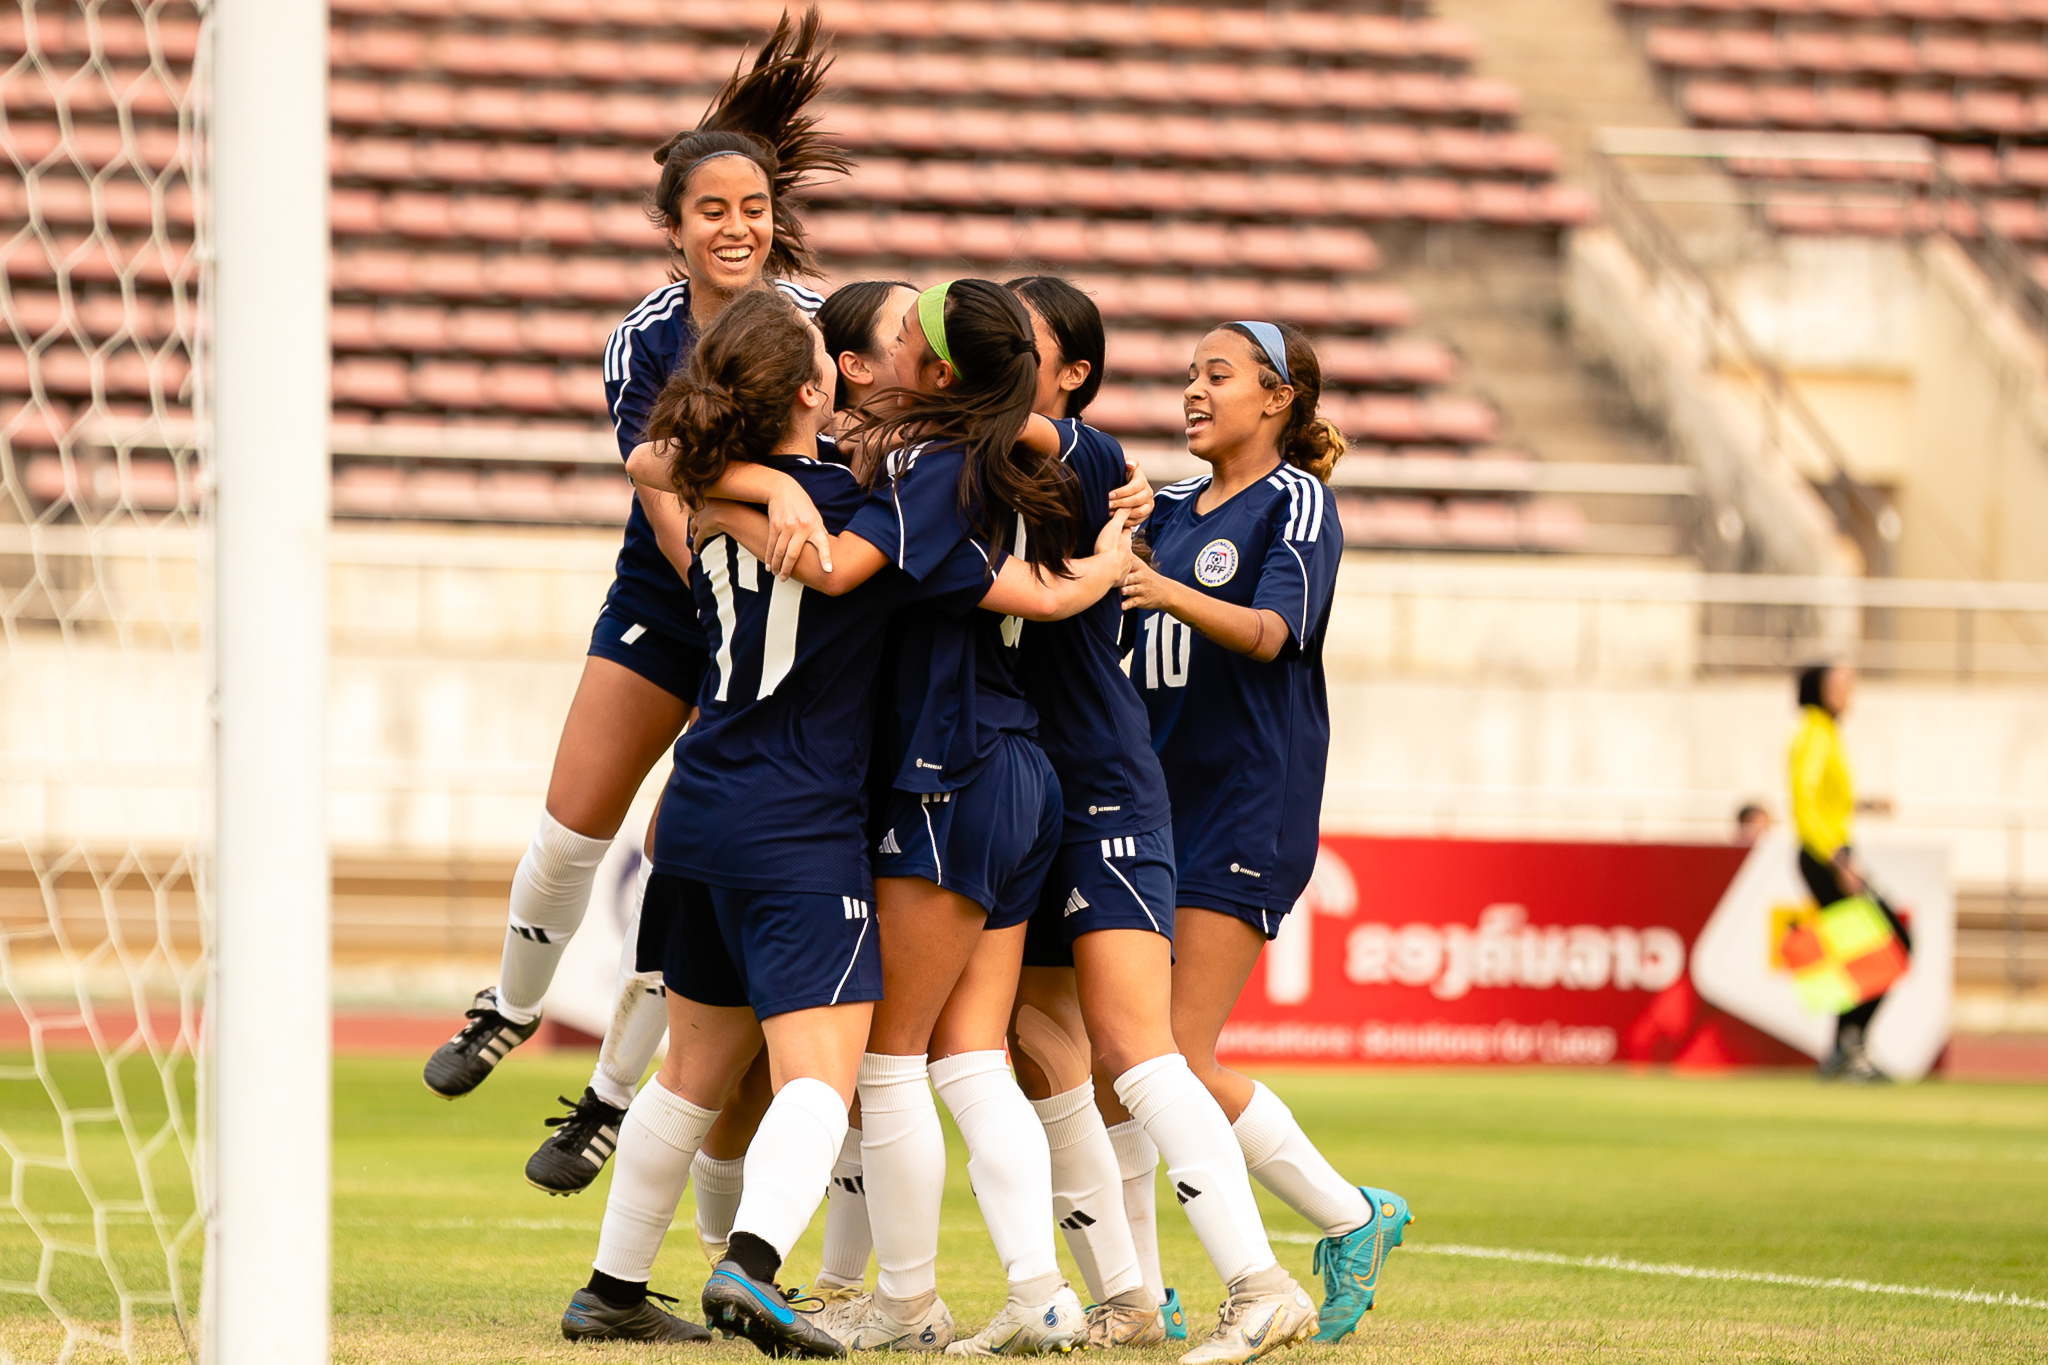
[1216,835,1809,1068]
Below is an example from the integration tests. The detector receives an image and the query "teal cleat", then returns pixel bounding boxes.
[1161,1287,1187,1342]
[1308,1188,1412,1343]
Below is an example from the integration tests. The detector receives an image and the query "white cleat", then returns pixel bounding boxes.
[834,1293,956,1352]
[814,1285,870,1340]
[1084,1300,1166,1349]
[945,1285,1085,1356]
[1177,1283,1316,1365]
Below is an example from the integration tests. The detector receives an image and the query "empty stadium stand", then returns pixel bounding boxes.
[3,0,1627,552]
[1613,0,2048,279]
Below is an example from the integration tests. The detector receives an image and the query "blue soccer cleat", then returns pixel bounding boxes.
[1308,1188,1412,1343]
[1161,1287,1187,1342]
[702,1260,846,1357]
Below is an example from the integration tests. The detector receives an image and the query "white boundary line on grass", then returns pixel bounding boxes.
[1267,1231,2048,1311]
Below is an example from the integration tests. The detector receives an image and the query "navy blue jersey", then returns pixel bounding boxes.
[846,441,1034,794]
[600,277,825,648]
[654,440,978,896]
[1017,421,1170,840]
[1136,463,1343,911]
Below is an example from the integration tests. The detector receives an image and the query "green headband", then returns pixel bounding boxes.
[916,280,956,373]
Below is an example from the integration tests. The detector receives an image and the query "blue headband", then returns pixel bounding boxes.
[1232,321,1291,387]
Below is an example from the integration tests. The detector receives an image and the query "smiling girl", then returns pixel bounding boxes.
[1120,322,1412,1346]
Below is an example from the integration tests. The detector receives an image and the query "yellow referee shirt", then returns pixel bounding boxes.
[1788,705,1854,860]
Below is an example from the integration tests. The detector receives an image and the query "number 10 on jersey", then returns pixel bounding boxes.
[1141,613,1191,690]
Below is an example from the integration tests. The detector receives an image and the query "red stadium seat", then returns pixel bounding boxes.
[1784,31,1855,74]
[450,308,524,354]
[1895,87,1961,132]
[2004,145,2048,187]
[1821,85,1894,129]
[331,303,378,352]
[413,360,487,409]
[910,161,983,206]
[374,305,450,351]
[521,311,607,357]
[1919,36,1989,78]
[1960,89,2029,134]
[333,357,412,407]
[482,363,560,413]
[1684,80,1757,124]
[1757,84,1826,127]
[1848,34,1917,76]
[951,215,1021,261]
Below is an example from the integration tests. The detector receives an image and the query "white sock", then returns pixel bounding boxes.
[818,1126,872,1290]
[1233,1081,1370,1238]
[1033,1083,1143,1302]
[1107,1119,1165,1304]
[497,810,613,1024]
[929,1051,1060,1295]
[1114,1055,1276,1287]
[858,1053,946,1304]
[591,1079,718,1283]
[591,973,667,1110]
[691,1151,746,1252]
[731,1077,848,1262]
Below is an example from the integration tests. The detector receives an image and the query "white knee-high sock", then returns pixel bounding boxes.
[691,1151,745,1253]
[498,810,613,1023]
[1107,1119,1165,1304]
[1233,1081,1370,1238]
[929,1051,1061,1301]
[591,1079,718,1283]
[731,1077,848,1263]
[589,860,668,1108]
[1114,1055,1277,1288]
[1033,1083,1143,1302]
[858,1053,946,1306]
[817,1126,872,1290]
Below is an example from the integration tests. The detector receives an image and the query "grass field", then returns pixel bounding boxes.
[4,1052,2046,1363]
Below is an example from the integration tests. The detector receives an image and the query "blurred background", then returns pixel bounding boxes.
[3,0,2045,1069]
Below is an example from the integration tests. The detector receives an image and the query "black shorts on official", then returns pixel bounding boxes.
[871,733,1062,930]
[636,872,880,1021]
[586,605,710,704]
[1022,826,1177,968]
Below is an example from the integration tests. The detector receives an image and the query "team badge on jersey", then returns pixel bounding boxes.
[1194,538,1240,587]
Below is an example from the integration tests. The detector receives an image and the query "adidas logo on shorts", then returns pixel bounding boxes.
[1063,887,1089,917]
[842,897,870,920]
[877,830,901,855]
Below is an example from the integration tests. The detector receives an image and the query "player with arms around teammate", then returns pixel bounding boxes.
[993,279,1323,1364]
[695,280,1121,1354]
[422,9,846,1190]
[1121,322,1413,1344]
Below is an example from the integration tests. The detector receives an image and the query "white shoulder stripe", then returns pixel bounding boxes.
[1272,464,1326,542]
[774,278,826,316]
[605,279,691,384]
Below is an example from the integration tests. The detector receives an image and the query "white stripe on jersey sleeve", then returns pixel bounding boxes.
[1273,465,1326,543]
[774,278,826,317]
[604,279,690,384]
[705,540,736,701]
[1155,474,1210,502]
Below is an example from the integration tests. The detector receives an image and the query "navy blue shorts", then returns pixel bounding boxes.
[1179,895,1290,942]
[871,734,1062,929]
[637,872,881,1021]
[587,605,710,704]
[1023,827,1177,967]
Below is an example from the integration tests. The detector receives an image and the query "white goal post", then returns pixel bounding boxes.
[205,0,331,1361]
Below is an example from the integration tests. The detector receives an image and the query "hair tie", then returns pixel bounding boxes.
[917,281,957,374]
[1233,320,1291,387]
[684,148,756,178]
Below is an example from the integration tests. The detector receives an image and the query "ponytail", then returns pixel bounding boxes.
[855,278,1080,574]
[1221,320,1345,483]
[644,289,818,506]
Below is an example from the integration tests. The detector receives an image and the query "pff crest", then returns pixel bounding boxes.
[1194,538,1240,587]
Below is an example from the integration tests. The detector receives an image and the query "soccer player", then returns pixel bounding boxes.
[1119,322,1414,1345]
[420,10,844,1197]
[992,281,1327,1364]
[697,280,1121,1354]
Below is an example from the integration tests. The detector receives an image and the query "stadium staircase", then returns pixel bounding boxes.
[2,0,1725,559]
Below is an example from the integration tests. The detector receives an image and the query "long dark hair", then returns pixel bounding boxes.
[818,278,914,408]
[648,7,849,281]
[1006,275,1104,419]
[1220,321,1345,482]
[1797,664,1833,712]
[644,289,819,507]
[855,278,1079,573]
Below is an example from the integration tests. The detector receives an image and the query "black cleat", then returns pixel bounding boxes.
[423,987,541,1099]
[527,1088,626,1195]
[702,1261,847,1357]
[561,1287,713,1344]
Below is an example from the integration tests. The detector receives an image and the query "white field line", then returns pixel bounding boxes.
[1267,1231,2048,1311]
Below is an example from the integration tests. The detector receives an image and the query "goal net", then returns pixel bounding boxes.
[2,1,208,1359]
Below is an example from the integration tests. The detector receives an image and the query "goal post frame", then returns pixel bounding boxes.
[205,0,333,1361]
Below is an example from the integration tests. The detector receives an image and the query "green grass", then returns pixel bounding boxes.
[5,1054,2047,1363]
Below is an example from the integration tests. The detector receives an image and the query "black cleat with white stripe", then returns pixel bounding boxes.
[422,987,541,1099]
[527,1087,625,1195]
